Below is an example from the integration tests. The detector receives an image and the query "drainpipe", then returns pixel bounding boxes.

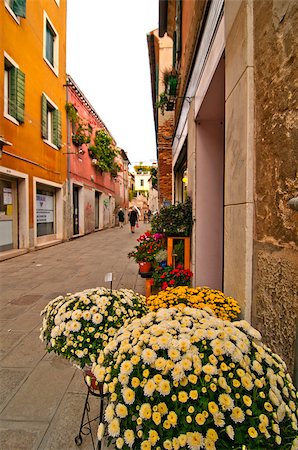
[65,82,71,240]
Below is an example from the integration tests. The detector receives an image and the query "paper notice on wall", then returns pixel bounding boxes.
[3,187,12,205]
[36,194,54,223]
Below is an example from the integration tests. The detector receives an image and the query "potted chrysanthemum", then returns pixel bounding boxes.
[93,307,298,450]
[40,287,148,372]
[147,286,241,321]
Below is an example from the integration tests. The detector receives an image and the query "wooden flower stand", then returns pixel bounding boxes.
[144,236,191,297]
[167,236,191,269]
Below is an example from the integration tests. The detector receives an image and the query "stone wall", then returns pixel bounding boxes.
[252,0,298,374]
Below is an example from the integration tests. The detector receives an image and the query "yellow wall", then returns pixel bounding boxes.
[0,0,67,228]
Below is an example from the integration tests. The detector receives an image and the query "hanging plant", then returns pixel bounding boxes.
[89,129,120,173]
[65,102,92,147]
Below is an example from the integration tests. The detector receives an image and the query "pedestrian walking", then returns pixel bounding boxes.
[128,206,138,233]
[144,210,148,223]
[147,209,152,222]
[118,208,125,228]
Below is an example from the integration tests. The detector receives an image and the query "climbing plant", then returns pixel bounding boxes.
[89,129,120,174]
[65,102,92,146]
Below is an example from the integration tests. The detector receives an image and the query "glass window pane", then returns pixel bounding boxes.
[46,23,54,65]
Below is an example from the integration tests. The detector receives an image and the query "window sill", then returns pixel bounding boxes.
[43,57,59,77]
[4,3,20,24]
[43,140,59,151]
[4,112,19,126]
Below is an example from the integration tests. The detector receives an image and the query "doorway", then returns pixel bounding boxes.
[0,178,18,252]
[195,55,225,289]
[95,191,100,229]
[73,185,80,235]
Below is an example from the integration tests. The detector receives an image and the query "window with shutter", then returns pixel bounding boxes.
[41,94,61,148]
[12,0,26,18]
[16,69,25,123]
[43,13,59,75]
[4,57,25,124]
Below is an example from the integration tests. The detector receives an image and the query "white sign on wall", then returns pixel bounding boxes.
[36,194,54,223]
[3,187,12,205]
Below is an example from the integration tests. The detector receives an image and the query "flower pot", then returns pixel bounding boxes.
[84,367,100,391]
[139,262,152,273]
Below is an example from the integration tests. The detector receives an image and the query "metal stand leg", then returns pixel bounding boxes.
[75,380,105,449]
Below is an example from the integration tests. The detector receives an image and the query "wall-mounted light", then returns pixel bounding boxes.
[63,147,85,155]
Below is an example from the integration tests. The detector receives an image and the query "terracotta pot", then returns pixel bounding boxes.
[84,368,100,391]
[139,261,152,273]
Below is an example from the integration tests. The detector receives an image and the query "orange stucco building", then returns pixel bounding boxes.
[0,0,67,258]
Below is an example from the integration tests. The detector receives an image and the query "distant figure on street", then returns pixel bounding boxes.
[118,208,125,228]
[147,209,152,222]
[143,210,148,223]
[128,206,138,233]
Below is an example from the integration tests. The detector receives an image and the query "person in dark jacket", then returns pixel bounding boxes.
[128,207,138,233]
[118,208,125,228]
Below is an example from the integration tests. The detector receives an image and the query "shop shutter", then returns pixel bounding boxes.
[41,94,48,140]
[9,67,17,119]
[16,69,25,123]
[12,0,27,18]
[53,109,62,148]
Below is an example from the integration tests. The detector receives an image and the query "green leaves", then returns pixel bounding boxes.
[151,197,193,237]
[89,129,119,173]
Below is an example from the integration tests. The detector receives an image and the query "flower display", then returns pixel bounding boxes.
[40,287,148,369]
[93,307,298,450]
[151,264,193,290]
[128,231,165,263]
[147,286,241,321]
[151,197,193,237]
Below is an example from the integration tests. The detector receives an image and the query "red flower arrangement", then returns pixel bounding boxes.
[128,231,166,263]
[151,264,193,290]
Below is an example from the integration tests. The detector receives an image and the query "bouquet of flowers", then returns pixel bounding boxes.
[40,287,148,369]
[128,232,165,263]
[147,286,241,321]
[93,307,298,450]
[151,264,193,290]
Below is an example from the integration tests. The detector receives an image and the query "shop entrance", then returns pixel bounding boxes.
[0,178,18,252]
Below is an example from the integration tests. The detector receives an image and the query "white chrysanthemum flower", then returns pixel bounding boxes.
[144,379,157,397]
[202,363,217,376]
[141,348,157,364]
[108,418,120,437]
[226,424,234,440]
[120,360,133,375]
[92,313,103,325]
[115,403,128,418]
[124,429,135,447]
[122,387,135,405]
[97,423,105,441]
[82,310,91,321]
[171,363,185,382]
[104,403,115,423]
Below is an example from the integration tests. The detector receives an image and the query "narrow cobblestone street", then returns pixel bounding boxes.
[0,222,148,449]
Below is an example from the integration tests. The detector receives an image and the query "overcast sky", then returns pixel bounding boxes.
[66,0,159,167]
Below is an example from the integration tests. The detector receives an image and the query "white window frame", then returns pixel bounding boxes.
[42,92,59,150]
[3,52,19,126]
[43,11,59,76]
[4,1,21,24]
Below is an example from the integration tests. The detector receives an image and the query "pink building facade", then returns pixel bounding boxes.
[66,75,129,237]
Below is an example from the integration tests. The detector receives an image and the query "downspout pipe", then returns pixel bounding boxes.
[65,81,71,240]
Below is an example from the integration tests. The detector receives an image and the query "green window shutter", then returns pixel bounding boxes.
[41,94,48,140]
[52,109,62,148]
[9,67,17,119]
[16,68,25,123]
[12,0,26,18]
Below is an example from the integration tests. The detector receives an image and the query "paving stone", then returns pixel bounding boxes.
[11,295,42,306]
[0,331,23,360]
[1,331,45,368]
[0,420,47,450]
[4,313,41,333]
[0,305,29,320]
[0,361,73,421]
[0,368,29,410]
